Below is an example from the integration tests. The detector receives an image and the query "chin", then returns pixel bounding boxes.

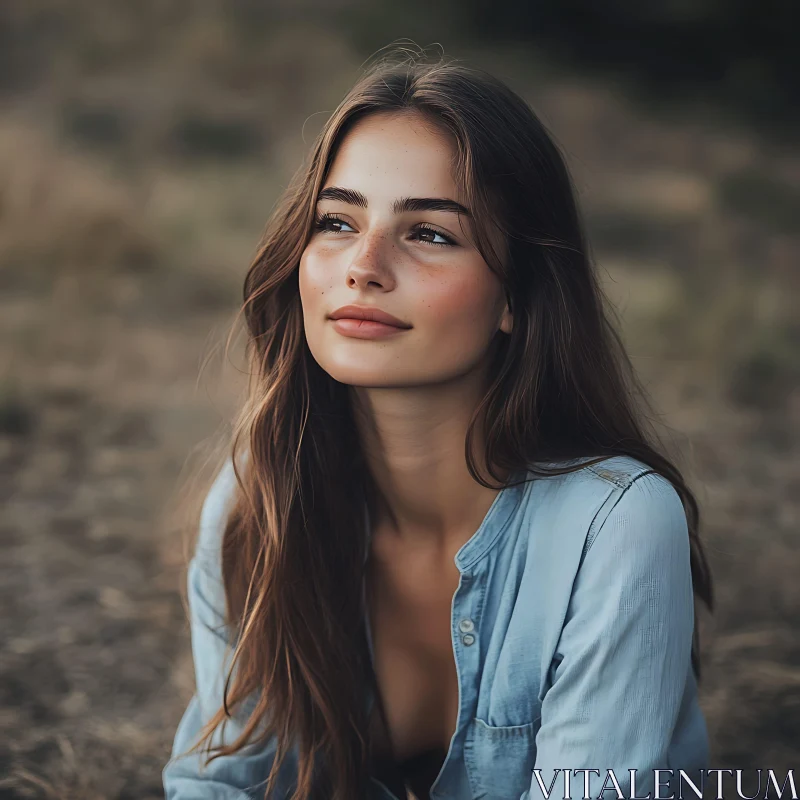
[321,365,413,388]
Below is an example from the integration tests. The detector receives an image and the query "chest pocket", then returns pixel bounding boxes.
[463,716,539,799]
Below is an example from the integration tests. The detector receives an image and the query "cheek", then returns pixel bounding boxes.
[419,271,501,331]
[299,247,335,304]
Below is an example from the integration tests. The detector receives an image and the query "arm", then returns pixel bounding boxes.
[163,459,296,799]
[523,472,701,800]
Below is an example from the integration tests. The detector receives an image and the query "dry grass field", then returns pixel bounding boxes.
[1,11,798,799]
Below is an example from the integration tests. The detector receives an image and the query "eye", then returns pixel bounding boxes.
[312,213,455,248]
[412,224,455,248]
[313,212,355,234]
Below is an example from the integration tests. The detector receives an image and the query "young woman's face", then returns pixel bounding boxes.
[299,111,512,389]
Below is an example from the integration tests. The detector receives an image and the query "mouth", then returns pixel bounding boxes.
[328,317,412,340]
[327,304,412,338]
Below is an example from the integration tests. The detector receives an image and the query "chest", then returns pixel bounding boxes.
[365,541,463,798]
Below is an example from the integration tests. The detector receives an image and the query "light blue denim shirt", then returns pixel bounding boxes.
[163,454,709,800]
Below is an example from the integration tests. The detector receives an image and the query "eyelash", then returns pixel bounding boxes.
[312,212,455,248]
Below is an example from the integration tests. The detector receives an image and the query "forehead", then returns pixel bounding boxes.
[323,111,461,200]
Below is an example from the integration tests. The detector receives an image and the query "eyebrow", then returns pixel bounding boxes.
[316,186,471,217]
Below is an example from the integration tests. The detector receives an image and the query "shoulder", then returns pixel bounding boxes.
[555,460,695,641]
[567,456,689,565]
[508,457,692,666]
[524,454,681,507]
[518,455,688,565]
[588,463,688,561]
[526,454,658,490]
[194,453,244,572]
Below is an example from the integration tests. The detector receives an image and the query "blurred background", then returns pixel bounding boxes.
[1,2,797,798]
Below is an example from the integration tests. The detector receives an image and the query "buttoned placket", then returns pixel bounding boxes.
[360,477,524,800]
[425,568,483,799]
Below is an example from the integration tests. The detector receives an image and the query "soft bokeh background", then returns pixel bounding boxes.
[1,3,797,798]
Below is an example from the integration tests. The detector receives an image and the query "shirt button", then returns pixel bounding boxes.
[458,618,475,633]
[461,633,476,646]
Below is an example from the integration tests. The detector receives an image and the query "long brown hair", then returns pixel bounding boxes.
[182,46,714,800]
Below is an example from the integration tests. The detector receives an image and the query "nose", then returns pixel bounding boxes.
[345,229,396,291]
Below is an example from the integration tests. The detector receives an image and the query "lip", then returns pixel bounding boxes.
[329,318,411,339]
[328,305,412,329]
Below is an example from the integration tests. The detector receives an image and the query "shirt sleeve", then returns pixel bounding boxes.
[162,458,297,800]
[522,471,697,800]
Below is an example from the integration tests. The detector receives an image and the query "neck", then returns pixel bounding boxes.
[350,374,508,551]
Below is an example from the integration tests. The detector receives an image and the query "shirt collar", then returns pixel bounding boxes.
[360,468,530,571]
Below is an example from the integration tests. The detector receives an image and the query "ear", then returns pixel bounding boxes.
[499,303,513,335]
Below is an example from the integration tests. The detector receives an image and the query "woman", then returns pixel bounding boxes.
[162,49,713,800]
